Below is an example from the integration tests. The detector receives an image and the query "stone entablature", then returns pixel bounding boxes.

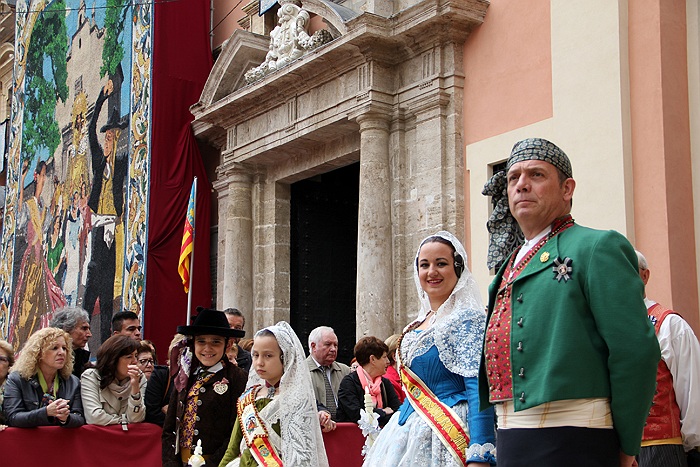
[192,0,489,337]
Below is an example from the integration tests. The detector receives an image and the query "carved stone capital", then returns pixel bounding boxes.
[350,102,393,132]
[214,163,254,195]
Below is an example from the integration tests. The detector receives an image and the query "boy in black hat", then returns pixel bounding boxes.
[162,307,247,467]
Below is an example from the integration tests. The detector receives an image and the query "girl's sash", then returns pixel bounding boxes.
[396,337,469,466]
[237,386,283,467]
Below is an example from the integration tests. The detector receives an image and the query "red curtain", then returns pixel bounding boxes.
[146,0,214,360]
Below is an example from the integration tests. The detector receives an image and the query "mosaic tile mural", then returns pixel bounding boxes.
[0,0,152,351]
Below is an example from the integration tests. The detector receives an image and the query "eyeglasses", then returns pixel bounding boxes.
[138,359,154,366]
[0,356,9,363]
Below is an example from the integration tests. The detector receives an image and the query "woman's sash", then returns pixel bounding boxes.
[397,347,469,466]
[237,386,283,467]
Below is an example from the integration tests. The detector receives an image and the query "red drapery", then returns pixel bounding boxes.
[146,0,214,360]
[0,423,366,466]
[0,424,163,466]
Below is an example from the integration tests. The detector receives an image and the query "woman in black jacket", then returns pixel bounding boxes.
[3,327,84,428]
[337,336,400,427]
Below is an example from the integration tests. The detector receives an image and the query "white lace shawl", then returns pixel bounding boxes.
[404,231,487,378]
[243,321,329,467]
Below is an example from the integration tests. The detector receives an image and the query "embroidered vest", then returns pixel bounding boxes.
[642,304,683,442]
[181,372,215,449]
[485,258,520,401]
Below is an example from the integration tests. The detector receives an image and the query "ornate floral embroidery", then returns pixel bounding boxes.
[466,442,497,464]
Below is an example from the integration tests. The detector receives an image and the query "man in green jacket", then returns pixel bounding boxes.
[480,138,659,467]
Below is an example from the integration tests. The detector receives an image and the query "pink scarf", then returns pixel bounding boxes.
[357,367,383,409]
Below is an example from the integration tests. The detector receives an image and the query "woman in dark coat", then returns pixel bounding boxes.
[3,327,84,428]
[162,308,247,467]
[337,336,400,427]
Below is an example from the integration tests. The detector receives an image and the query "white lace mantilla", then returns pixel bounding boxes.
[403,230,487,377]
[244,321,329,467]
[402,305,486,378]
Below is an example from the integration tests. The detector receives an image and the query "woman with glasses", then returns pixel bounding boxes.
[0,339,16,430]
[3,328,85,428]
[80,335,146,426]
[136,342,156,381]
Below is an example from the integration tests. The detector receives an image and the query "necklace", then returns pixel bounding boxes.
[265,381,280,399]
[506,216,574,282]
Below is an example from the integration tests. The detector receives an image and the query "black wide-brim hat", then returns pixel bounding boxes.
[177,307,245,338]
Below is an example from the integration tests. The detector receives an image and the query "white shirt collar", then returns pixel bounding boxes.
[514,225,552,266]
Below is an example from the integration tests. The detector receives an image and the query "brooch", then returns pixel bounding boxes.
[552,257,573,282]
[540,251,550,263]
[213,380,228,395]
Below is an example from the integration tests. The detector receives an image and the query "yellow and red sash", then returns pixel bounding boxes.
[397,341,469,466]
[237,386,283,467]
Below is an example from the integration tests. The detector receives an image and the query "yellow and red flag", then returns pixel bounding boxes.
[178,180,196,293]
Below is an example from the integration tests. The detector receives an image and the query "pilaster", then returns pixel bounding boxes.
[352,106,394,339]
[213,164,254,325]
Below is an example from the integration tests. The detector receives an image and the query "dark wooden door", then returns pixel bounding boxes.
[290,163,359,365]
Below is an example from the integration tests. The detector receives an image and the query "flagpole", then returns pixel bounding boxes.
[186,177,197,325]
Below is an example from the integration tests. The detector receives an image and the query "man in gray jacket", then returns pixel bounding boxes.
[306,326,351,427]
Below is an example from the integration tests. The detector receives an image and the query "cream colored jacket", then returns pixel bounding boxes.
[80,368,147,425]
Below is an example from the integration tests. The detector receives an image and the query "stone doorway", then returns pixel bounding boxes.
[290,163,359,364]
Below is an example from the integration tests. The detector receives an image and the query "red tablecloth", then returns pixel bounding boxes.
[0,422,366,466]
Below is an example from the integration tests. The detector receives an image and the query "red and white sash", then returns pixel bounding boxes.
[237,386,283,467]
[396,347,469,465]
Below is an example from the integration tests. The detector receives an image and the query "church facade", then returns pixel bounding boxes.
[196,0,700,349]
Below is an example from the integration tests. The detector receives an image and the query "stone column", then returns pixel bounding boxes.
[353,109,393,339]
[215,164,254,322]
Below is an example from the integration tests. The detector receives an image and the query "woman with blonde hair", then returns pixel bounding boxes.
[3,328,84,427]
[383,334,404,403]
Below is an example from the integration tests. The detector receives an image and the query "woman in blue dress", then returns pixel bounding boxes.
[364,231,496,466]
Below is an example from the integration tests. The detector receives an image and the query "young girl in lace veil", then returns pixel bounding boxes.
[219,321,329,467]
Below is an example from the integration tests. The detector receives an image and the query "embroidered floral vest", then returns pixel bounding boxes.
[642,304,682,442]
[485,265,516,401]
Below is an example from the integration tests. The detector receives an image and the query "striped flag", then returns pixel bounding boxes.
[178,180,196,293]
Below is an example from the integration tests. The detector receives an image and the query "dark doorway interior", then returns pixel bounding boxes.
[291,163,359,365]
